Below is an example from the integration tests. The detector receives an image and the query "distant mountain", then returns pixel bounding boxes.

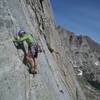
[56,25,100,100]
[83,36,100,53]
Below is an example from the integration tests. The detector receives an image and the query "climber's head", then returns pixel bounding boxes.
[18,30,26,37]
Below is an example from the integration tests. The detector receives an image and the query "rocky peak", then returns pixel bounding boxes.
[83,36,100,53]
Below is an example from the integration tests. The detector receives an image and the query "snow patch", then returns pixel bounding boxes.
[95,61,100,66]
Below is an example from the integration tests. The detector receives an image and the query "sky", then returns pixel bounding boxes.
[51,0,100,43]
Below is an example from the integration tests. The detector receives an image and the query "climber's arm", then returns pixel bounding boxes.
[14,35,29,42]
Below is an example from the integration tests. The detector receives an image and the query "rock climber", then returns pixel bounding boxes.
[14,30,41,74]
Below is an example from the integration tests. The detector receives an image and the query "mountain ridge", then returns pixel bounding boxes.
[56,25,100,52]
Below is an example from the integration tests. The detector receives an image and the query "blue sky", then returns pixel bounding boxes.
[51,0,100,43]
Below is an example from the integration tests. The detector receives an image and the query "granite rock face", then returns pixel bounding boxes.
[0,0,84,100]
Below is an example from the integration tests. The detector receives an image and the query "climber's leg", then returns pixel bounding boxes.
[30,44,39,73]
[33,57,38,72]
[26,51,37,74]
[30,57,37,74]
[26,54,34,67]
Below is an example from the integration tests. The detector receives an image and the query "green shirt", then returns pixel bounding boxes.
[15,34,38,45]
